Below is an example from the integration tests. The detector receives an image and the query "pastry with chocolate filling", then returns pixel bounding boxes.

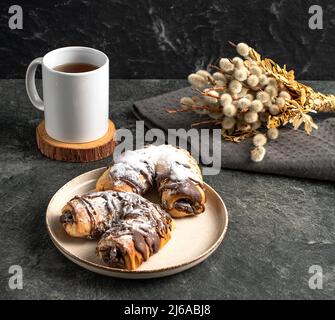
[96,144,206,218]
[61,191,173,269]
[60,192,116,239]
[96,193,173,270]
[60,191,173,242]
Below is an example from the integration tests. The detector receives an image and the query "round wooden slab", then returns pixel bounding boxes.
[36,120,116,162]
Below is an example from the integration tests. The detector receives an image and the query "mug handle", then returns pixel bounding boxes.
[25,57,44,111]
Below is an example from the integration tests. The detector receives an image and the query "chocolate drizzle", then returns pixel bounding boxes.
[144,231,160,254]
[158,179,202,203]
[74,196,96,237]
[109,163,148,194]
[105,145,206,216]
[132,230,149,261]
[61,190,173,269]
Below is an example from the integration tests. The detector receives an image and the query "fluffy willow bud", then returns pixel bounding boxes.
[276,97,286,108]
[251,146,266,162]
[279,91,291,100]
[236,42,250,57]
[267,127,279,140]
[269,104,280,115]
[220,93,233,106]
[250,66,262,77]
[213,72,226,82]
[223,104,237,117]
[253,133,267,146]
[232,57,244,68]
[188,73,207,89]
[250,99,263,112]
[234,67,248,81]
[196,70,213,81]
[219,58,234,72]
[244,111,258,124]
[222,117,236,129]
[265,85,278,98]
[258,74,269,86]
[237,97,251,109]
[247,75,259,87]
[229,80,242,94]
[180,97,194,110]
[203,90,219,104]
[256,91,271,103]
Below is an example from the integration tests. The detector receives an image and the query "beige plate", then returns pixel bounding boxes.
[46,168,228,279]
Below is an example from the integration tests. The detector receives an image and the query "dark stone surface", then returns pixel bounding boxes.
[1,0,335,79]
[0,79,335,300]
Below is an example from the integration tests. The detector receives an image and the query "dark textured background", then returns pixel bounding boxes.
[1,80,335,299]
[1,0,335,79]
[1,0,335,300]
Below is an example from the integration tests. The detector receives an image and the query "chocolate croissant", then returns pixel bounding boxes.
[96,145,206,218]
[60,193,117,239]
[60,191,174,270]
[96,194,173,270]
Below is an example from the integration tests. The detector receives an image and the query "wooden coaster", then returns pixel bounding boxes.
[36,120,116,162]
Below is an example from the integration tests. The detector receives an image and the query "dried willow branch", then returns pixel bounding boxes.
[248,47,334,134]
[167,43,335,153]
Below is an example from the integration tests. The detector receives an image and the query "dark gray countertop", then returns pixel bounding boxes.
[0,79,334,300]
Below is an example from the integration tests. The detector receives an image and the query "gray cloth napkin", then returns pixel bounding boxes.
[133,87,335,181]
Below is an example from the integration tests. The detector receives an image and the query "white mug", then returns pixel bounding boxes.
[26,46,109,143]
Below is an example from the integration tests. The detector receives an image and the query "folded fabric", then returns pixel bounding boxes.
[133,87,335,181]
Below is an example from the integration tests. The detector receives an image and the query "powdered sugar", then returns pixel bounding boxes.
[110,145,202,187]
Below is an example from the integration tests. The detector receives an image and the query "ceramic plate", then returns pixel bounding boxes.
[46,168,228,279]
